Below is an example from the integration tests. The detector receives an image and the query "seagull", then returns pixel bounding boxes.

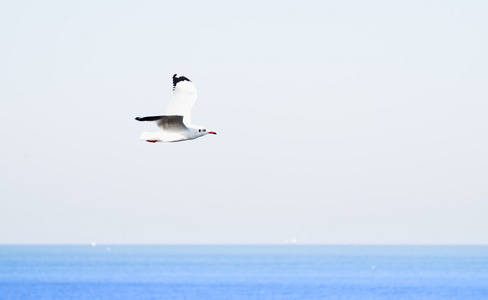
[135,74,217,143]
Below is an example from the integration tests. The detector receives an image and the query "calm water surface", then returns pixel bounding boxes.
[0,245,487,299]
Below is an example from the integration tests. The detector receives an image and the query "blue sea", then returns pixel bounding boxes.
[0,245,487,299]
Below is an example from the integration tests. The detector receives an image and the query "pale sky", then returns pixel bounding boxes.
[1,0,487,244]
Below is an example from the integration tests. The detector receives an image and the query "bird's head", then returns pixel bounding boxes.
[197,128,217,136]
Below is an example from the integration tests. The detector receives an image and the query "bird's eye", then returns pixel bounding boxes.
[203,129,206,132]
[198,129,201,132]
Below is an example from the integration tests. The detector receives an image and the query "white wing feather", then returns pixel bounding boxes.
[166,75,198,125]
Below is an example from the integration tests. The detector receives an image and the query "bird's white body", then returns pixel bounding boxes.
[139,126,207,143]
[136,74,216,143]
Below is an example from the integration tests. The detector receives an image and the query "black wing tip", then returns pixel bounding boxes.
[172,74,191,89]
[136,116,165,122]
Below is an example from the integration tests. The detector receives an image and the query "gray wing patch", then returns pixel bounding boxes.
[156,115,187,131]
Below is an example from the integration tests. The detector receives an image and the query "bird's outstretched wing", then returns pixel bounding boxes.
[135,115,188,131]
[165,74,198,125]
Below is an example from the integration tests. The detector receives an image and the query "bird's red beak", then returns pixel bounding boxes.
[208,131,217,135]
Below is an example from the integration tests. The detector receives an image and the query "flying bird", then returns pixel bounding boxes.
[135,74,217,143]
